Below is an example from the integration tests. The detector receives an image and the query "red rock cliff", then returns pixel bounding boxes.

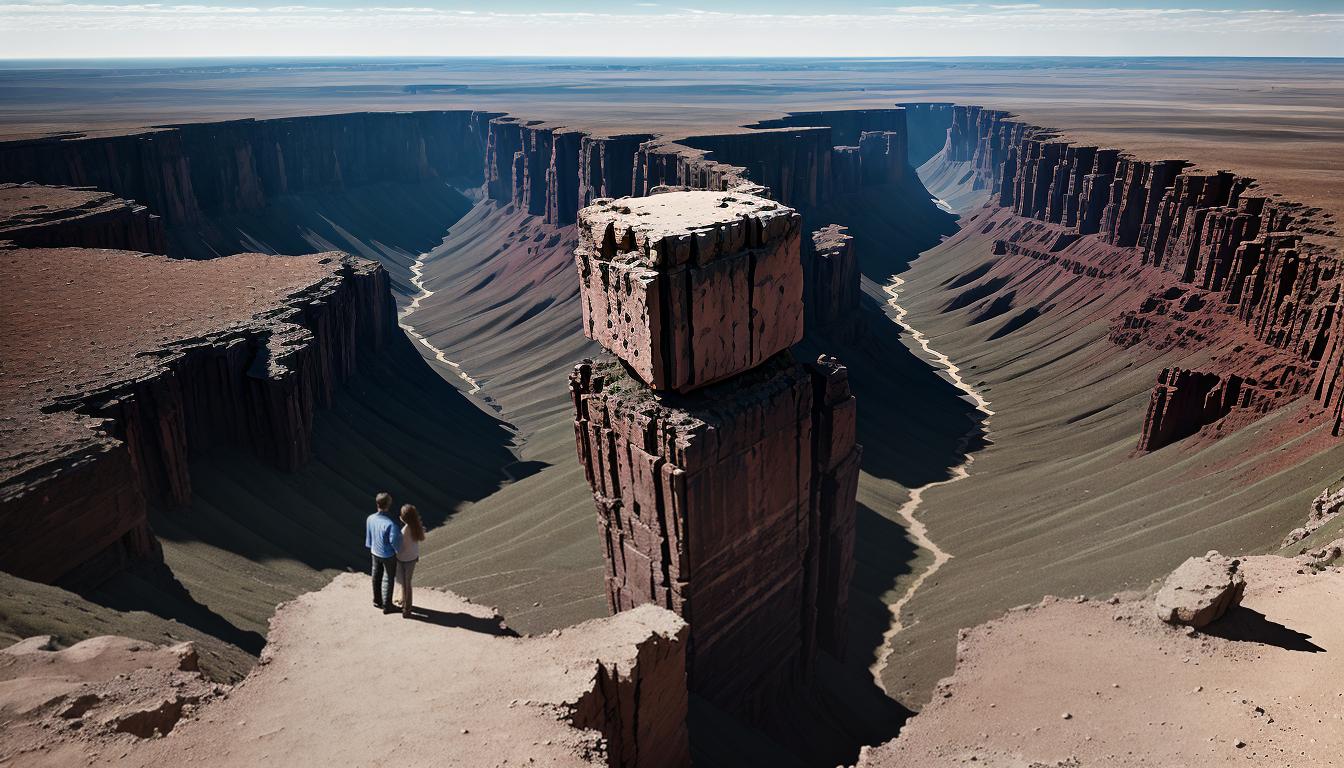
[925,102,1343,450]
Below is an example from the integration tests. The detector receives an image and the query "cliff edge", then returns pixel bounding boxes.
[1,574,690,768]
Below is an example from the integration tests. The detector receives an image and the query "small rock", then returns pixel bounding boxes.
[1061,712,1072,720]
[1155,551,1246,628]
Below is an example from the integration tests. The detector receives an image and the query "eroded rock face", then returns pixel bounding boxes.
[570,355,858,713]
[929,103,1343,449]
[0,247,397,584]
[573,191,804,392]
[0,183,165,253]
[807,225,863,342]
[1283,484,1344,547]
[0,111,496,230]
[569,189,859,716]
[1154,551,1246,628]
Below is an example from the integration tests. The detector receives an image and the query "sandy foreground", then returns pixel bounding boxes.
[859,552,1344,767]
[1,574,686,768]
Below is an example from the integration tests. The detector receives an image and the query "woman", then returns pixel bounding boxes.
[395,504,425,618]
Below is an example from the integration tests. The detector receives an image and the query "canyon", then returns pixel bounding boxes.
[2,57,1343,766]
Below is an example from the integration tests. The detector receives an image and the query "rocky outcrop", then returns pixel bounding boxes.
[0,183,165,253]
[566,607,692,768]
[1283,482,1344,547]
[1154,551,1246,628]
[807,225,863,342]
[573,192,804,392]
[0,111,497,234]
[4,575,691,768]
[569,191,859,716]
[928,102,1343,449]
[0,634,217,757]
[1136,367,1243,452]
[633,140,759,198]
[0,247,399,585]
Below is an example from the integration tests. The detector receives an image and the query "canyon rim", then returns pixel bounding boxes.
[2,11,1344,768]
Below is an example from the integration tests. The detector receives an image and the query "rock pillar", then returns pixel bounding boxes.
[568,190,861,716]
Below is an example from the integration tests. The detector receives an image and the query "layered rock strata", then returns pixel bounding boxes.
[657,111,913,211]
[0,111,497,231]
[573,192,804,392]
[0,247,397,584]
[569,191,860,715]
[931,103,1343,449]
[0,183,165,253]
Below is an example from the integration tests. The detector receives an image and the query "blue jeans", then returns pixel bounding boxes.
[371,554,397,608]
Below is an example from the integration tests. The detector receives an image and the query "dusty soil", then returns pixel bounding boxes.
[859,553,1344,767]
[0,573,685,768]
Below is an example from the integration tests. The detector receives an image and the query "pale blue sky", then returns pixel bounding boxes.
[1,1,1341,58]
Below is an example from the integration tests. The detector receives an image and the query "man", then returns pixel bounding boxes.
[365,492,403,614]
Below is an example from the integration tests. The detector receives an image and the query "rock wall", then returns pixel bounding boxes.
[570,355,858,713]
[579,134,655,209]
[0,111,496,233]
[565,604,693,768]
[1,249,401,585]
[897,102,956,166]
[807,225,863,342]
[568,191,859,717]
[679,128,835,210]
[935,103,1344,448]
[0,182,166,253]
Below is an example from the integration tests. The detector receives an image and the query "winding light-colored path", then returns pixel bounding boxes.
[398,251,483,395]
[872,274,994,692]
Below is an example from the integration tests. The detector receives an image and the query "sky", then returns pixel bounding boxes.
[0,1,1341,59]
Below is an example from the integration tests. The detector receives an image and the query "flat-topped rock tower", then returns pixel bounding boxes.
[569,190,860,715]
[574,191,805,392]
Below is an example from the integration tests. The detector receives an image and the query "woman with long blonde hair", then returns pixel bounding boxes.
[395,504,426,618]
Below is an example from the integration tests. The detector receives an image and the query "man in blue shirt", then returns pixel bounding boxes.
[366,492,403,613]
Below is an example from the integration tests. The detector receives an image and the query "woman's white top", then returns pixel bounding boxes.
[397,524,421,562]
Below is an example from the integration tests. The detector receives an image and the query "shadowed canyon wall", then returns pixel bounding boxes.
[0,248,403,586]
[918,103,1343,451]
[0,111,497,238]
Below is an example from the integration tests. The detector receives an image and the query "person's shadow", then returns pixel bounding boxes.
[403,606,518,637]
[1204,607,1326,653]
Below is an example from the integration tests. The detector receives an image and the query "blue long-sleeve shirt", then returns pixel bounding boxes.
[365,512,403,559]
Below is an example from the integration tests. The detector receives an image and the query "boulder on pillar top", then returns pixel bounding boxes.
[574,190,804,393]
